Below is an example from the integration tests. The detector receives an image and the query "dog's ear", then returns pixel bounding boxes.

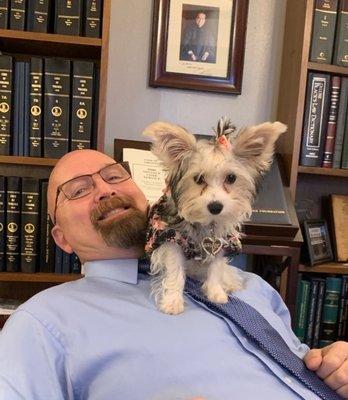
[143,122,196,166]
[231,122,287,173]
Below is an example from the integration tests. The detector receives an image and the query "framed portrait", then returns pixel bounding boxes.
[149,0,249,94]
[302,220,334,266]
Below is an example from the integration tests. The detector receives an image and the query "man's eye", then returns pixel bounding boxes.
[106,175,121,183]
[225,174,237,184]
[194,174,205,185]
[71,186,89,198]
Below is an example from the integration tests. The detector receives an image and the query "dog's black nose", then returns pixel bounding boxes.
[207,201,223,215]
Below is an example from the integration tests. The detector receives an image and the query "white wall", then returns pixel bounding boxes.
[104,0,287,156]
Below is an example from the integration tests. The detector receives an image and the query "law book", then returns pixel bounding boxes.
[29,57,43,157]
[305,278,320,347]
[43,58,71,158]
[341,112,348,167]
[11,60,22,156]
[9,0,26,30]
[0,176,6,271]
[319,276,343,346]
[0,0,9,28]
[70,61,94,150]
[20,177,40,273]
[309,0,339,64]
[312,278,326,348]
[338,275,348,339]
[300,73,331,167]
[39,181,55,272]
[333,77,348,168]
[54,245,63,273]
[294,279,311,342]
[26,0,50,32]
[54,0,82,36]
[0,55,13,156]
[322,75,341,168]
[23,61,30,156]
[83,0,102,38]
[5,176,21,272]
[333,0,348,66]
[61,250,70,274]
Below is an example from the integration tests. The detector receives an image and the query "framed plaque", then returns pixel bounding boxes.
[302,220,334,266]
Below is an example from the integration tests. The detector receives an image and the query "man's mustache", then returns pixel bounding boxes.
[90,195,137,224]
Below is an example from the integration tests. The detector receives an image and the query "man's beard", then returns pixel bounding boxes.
[90,195,148,249]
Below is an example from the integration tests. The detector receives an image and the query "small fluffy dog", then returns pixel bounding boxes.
[143,118,286,315]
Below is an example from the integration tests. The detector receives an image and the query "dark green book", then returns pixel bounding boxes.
[27,0,49,32]
[294,279,311,342]
[54,0,82,36]
[0,55,13,156]
[9,0,26,30]
[20,177,40,273]
[0,0,9,28]
[39,180,55,272]
[310,0,339,64]
[333,0,348,66]
[341,110,348,167]
[333,76,348,168]
[0,176,6,271]
[83,0,102,38]
[5,176,21,272]
[70,61,94,150]
[319,276,342,346]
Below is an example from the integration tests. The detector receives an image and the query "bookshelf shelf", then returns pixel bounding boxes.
[298,166,348,177]
[307,61,348,75]
[0,156,58,167]
[299,263,348,274]
[0,29,102,59]
[0,273,82,283]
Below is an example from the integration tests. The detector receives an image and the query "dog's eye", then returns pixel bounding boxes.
[194,174,205,185]
[225,174,237,184]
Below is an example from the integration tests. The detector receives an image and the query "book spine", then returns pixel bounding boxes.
[0,0,9,28]
[300,73,331,166]
[83,0,102,38]
[341,109,348,167]
[29,58,43,157]
[62,250,70,274]
[26,0,49,32]
[0,56,13,156]
[338,276,348,339]
[319,276,343,345]
[294,279,311,342]
[23,61,30,157]
[54,245,63,273]
[333,77,348,167]
[0,176,6,272]
[70,61,94,150]
[12,61,25,157]
[39,181,55,272]
[43,58,71,159]
[54,0,82,36]
[333,0,348,66]
[70,252,81,274]
[9,0,26,30]
[20,177,40,273]
[5,176,21,272]
[310,0,339,64]
[305,279,320,347]
[312,278,326,348]
[322,75,341,168]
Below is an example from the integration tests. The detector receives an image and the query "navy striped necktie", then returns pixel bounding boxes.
[138,261,342,399]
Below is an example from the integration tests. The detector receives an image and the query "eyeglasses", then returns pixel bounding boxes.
[52,162,131,225]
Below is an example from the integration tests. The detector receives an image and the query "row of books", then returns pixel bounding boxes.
[0,0,102,37]
[300,73,348,168]
[310,0,348,67]
[294,275,348,348]
[0,175,81,274]
[0,55,98,158]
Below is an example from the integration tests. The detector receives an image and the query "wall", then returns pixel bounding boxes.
[104,0,287,156]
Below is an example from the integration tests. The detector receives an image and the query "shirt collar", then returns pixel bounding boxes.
[83,259,139,284]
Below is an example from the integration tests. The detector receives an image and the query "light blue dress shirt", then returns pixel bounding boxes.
[0,259,320,400]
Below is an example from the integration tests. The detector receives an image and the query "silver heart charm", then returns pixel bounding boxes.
[201,236,223,256]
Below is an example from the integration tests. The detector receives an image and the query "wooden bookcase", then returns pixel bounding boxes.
[0,0,111,302]
[276,0,348,279]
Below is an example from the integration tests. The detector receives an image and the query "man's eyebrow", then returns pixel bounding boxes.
[63,162,116,181]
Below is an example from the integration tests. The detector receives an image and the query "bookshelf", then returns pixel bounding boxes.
[276,0,348,276]
[0,0,111,302]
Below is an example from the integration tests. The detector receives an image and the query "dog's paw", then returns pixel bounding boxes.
[202,283,229,304]
[222,268,244,293]
[159,297,185,315]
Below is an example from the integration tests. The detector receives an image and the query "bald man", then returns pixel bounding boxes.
[0,149,347,400]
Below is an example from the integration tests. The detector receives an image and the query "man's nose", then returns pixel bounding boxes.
[93,176,117,201]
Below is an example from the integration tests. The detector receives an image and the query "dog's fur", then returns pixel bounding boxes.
[143,119,286,315]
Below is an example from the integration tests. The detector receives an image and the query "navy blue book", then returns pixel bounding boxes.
[0,0,9,28]
[54,245,63,274]
[27,0,50,32]
[0,176,6,271]
[0,55,13,156]
[62,251,70,274]
[9,0,26,30]
[12,61,25,156]
[22,61,30,157]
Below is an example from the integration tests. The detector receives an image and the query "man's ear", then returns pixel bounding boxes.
[232,122,287,173]
[143,122,196,168]
[51,225,73,254]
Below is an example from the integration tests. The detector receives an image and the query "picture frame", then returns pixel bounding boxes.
[149,0,249,94]
[302,220,334,266]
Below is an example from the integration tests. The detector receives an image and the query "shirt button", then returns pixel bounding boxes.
[284,376,292,384]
